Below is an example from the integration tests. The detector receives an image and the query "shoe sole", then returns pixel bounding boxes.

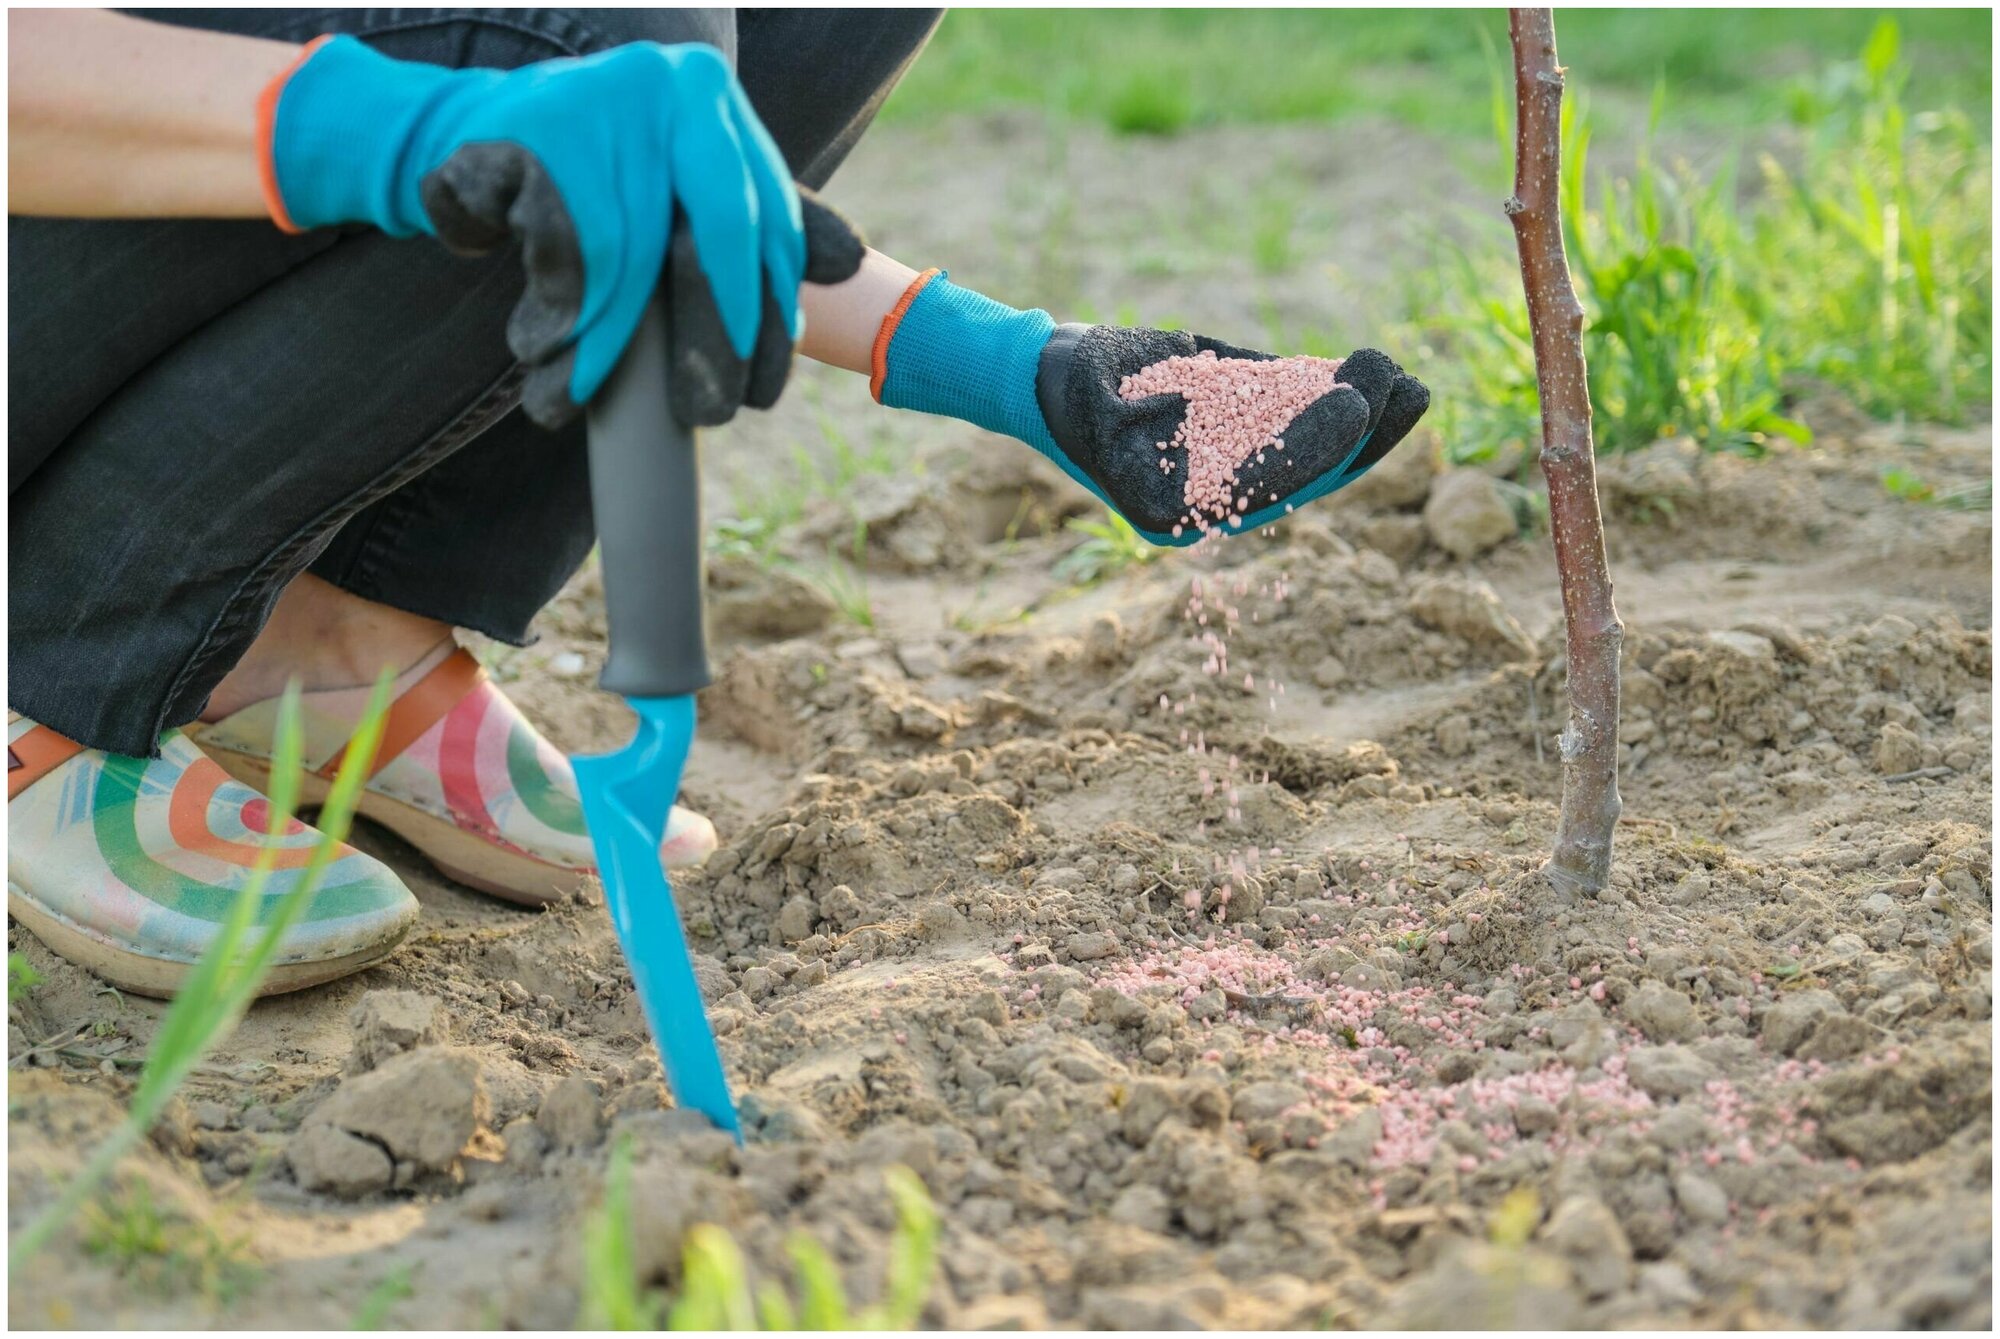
[196,746,588,908]
[7,879,407,1001]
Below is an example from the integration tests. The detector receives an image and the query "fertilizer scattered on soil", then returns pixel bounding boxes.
[1120,349,1346,531]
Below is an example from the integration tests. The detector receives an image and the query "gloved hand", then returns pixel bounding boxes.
[261,35,865,428]
[872,271,1428,544]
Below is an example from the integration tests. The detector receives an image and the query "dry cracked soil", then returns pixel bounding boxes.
[8,116,1992,1330]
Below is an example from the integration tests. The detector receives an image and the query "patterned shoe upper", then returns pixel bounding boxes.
[6,719,418,968]
[196,644,714,873]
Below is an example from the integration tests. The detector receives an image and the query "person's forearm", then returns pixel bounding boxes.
[799,247,922,375]
[14,15,931,377]
[10,9,296,217]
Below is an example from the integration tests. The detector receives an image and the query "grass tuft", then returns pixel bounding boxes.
[800,521,876,629]
[1405,19,1989,462]
[80,1177,257,1305]
[1106,70,1194,136]
[1054,509,1160,587]
[713,400,902,577]
[10,950,44,1003]
[349,1263,418,1330]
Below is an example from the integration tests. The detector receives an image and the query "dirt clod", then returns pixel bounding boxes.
[1626,1044,1713,1098]
[303,1048,489,1177]
[1622,980,1699,1042]
[287,1123,394,1198]
[1762,989,1843,1055]
[347,989,449,1072]
[1423,468,1518,559]
[1543,1196,1635,1299]
[537,1075,606,1152]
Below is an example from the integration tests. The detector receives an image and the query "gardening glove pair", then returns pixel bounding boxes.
[871,270,1428,543]
[261,35,865,428]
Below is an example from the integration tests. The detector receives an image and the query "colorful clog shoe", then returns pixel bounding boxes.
[6,717,419,999]
[194,642,718,907]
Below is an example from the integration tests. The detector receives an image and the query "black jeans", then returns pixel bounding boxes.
[9,7,939,756]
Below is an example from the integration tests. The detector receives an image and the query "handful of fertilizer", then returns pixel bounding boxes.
[1037,330,1429,544]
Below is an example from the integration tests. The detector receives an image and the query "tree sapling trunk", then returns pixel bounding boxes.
[1505,8,1624,896]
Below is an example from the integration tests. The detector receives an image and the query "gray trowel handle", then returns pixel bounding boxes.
[584,299,711,699]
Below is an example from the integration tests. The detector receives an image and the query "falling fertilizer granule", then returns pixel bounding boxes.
[1120,349,1347,532]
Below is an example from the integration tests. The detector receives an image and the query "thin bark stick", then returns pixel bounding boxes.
[1506,9,1624,896]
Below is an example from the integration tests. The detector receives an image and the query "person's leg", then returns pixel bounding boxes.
[10,11,749,994]
[9,8,735,756]
[734,9,944,189]
[8,216,338,494]
[288,10,944,672]
[9,215,534,755]
[198,575,454,723]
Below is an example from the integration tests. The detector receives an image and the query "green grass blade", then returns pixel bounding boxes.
[350,1263,417,1330]
[755,1281,798,1332]
[670,1227,757,1331]
[578,1135,657,1330]
[877,1167,940,1329]
[787,1234,851,1330]
[130,683,305,1113]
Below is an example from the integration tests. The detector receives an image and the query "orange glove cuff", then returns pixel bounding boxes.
[255,35,334,234]
[869,267,943,402]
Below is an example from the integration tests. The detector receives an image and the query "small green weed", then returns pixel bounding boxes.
[10,674,395,1271]
[10,951,44,1003]
[1880,467,1936,502]
[1054,509,1159,586]
[802,407,899,494]
[708,514,789,567]
[1249,188,1300,276]
[713,406,899,570]
[81,1179,170,1265]
[1108,70,1194,136]
[578,1137,657,1330]
[80,1178,258,1305]
[1880,468,1992,510]
[580,1136,939,1331]
[801,524,875,629]
[350,1263,418,1330]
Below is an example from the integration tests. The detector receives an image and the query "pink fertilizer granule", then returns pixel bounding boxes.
[1119,349,1347,530]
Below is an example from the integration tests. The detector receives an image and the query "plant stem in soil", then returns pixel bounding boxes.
[1506,8,1625,896]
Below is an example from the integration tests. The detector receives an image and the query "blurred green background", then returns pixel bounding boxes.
[884,9,1991,141]
[876,10,1992,460]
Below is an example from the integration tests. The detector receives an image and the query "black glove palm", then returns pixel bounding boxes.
[1035,326,1429,542]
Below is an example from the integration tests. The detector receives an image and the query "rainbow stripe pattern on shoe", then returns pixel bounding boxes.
[194,643,717,906]
[6,717,418,999]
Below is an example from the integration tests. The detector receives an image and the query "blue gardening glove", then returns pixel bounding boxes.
[872,271,1429,544]
[261,35,864,427]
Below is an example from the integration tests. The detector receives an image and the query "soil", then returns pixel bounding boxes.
[8,117,1993,1331]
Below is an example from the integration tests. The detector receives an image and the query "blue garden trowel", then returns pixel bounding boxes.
[574,298,741,1143]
